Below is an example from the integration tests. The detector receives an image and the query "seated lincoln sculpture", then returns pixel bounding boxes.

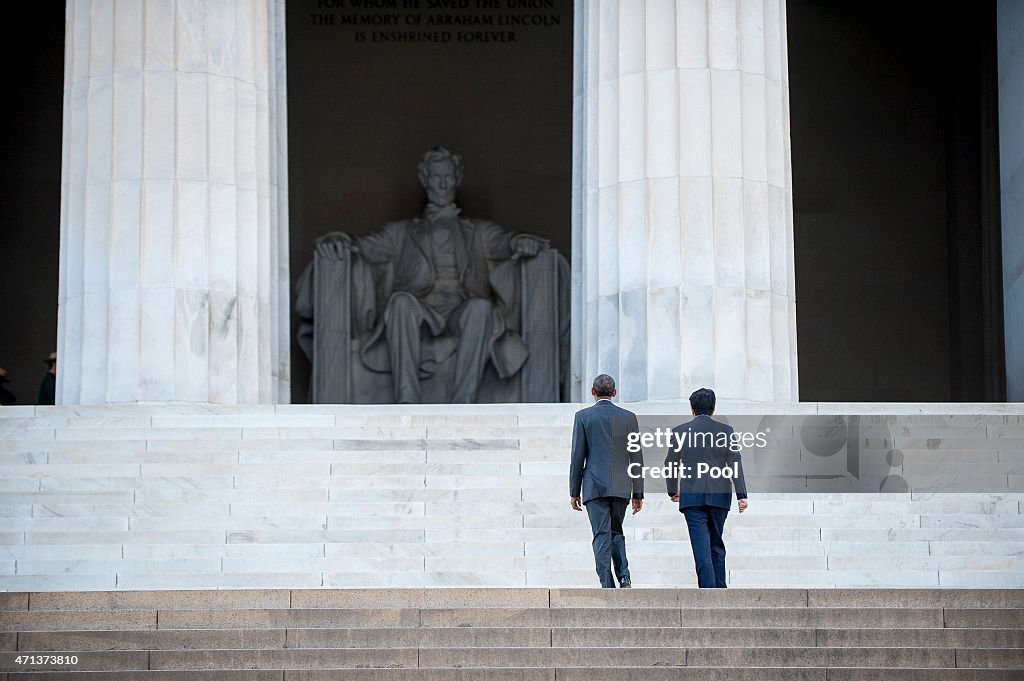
[295,147,569,404]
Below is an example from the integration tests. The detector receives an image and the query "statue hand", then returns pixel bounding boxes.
[315,232,357,261]
[512,234,547,258]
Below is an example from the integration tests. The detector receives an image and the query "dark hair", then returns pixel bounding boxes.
[689,387,716,415]
[592,374,616,398]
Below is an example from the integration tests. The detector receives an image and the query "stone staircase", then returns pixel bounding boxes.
[1,404,1023,590]
[1,587,1023,679]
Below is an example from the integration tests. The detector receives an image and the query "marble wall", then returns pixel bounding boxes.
[56,0,290,404]
[572,0,799,403]
[1000,0,1024,401]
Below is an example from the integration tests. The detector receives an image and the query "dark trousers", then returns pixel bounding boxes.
[683,505,729,588]
[585,496,630,588]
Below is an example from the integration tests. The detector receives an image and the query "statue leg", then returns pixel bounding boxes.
[384,292,427,404]
[449,297,495,403]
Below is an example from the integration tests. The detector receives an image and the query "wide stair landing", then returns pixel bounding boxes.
[1,587,1023,679]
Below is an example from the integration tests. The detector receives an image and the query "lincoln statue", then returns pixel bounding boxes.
[296,147,569,404]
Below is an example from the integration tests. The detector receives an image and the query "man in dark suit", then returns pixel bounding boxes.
[569,374,643,588]
[665,388,748,588]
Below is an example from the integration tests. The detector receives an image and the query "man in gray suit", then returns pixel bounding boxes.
[569,374,644,588]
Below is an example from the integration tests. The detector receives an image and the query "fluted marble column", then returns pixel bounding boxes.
[999,0,1023,402]
[57,0,290,404]
[572,0,798,402]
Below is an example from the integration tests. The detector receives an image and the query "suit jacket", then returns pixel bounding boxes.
[664,414,747,510]
[569,399,643,504]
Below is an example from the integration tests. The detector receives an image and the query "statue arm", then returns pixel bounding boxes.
[480,222,549,261]
[315,225,397,264]
[478,221,514,260]
[353,226,396,264]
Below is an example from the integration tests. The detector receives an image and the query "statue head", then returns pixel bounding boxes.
[418,147,464,206]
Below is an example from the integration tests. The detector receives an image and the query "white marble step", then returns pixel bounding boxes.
[4,537,1017,561]
[9,498,1019,515]
[5,569,1024,591]
[11,554,1024,577]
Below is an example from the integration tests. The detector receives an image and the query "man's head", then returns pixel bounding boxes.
[591,374,616,400]
[0,367,8,385]
[689,387,715,415]
[418,147,463,206]
[692,387,716,413]
[45,352,56,375]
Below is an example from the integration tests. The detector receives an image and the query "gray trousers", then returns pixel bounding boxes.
[585,496,631,588]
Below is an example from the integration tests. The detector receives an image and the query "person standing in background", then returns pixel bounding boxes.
[37,352,56,405]
[0,368,15,405]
